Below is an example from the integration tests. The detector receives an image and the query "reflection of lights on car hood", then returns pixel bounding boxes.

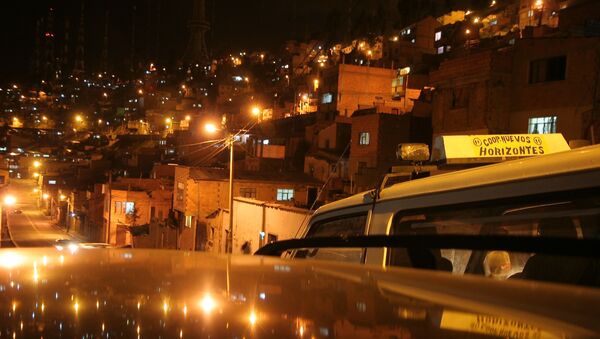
[0,252,24,269]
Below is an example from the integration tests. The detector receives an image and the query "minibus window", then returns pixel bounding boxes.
[296,213,368,263]
[388,189,600,288]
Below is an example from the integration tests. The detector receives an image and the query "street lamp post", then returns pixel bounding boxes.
[205,123,235,253]
[227,133,234,253]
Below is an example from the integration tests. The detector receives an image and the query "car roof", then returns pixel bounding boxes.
[0,248,598,337]
[315,144,600,216]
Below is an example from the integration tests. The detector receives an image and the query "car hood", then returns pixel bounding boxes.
[0,248,598,338]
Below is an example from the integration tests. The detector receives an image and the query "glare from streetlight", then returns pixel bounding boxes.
[251,106,261,116]
[185,115,191,121]
[3,195,16,206]
[204,123,218,134]
[42,193,49,200]
[33,161,41,168]
[33,172,40,178]
[165,118,172,124]
[75,115,83,122]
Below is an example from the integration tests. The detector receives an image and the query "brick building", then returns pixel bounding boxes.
[349,109,431,193]
[430,36,600,144]
[173,166,321,252]
[102,178,173,247]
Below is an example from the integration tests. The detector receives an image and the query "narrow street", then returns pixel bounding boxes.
[3,179,77,247]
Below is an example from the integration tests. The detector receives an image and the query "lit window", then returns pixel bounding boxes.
[406,28,411,35]
[528,9,534,17]
[434,31,442,41]
[185,215,193,228]
[528,116,557,134]
[322,93,333,104]
[263,139,269,145]
[359,132,370,145]
[276,189,294,201]
[48,180,56,185]
[125,202,135,214]
[437,46,444,54]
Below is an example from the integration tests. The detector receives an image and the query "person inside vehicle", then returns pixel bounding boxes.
[511,217,599,286]
[483,251,511,280]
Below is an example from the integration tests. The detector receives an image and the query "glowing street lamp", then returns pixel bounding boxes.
[204,123,218,134]
[42,193,49,200]
[33,161,41,168]
[33,172,40,178]
[3,195,16,206]
[75,115,83,123]
[185,115,191,121]
[165,118,172,125]
[251,106,261,116]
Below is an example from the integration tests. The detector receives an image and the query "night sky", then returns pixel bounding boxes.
[0,0,478,83]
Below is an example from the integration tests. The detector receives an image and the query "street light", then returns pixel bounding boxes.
[75,115,83,123]
[204,122,235,253]
[204,123,218,134]
[3,196,16,206]
[33,161,41,168]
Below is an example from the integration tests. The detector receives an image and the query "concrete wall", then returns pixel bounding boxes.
[225,198,310,254]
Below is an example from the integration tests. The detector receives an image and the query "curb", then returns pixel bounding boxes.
[3,210,17,248]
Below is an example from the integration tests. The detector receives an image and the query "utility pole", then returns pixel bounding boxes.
[227,134,234,253]
[106,171,112,244]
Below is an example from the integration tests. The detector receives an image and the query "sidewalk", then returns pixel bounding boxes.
[50,220,88,243]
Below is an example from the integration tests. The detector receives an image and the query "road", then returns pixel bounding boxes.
[3,179,75,247]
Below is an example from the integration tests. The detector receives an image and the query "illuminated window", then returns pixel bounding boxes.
[177,182,184,201]
[185,215,193,228]
[434,31,442,41]
[528,116,557,134]
[276,189,294,201]
[322,93,333,104]
[359,132,370,145]
[437,46,444,54]
[48,180,56,185]
[125,202,135,214]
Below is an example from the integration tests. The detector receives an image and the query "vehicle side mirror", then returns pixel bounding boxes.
[396,143,430,162]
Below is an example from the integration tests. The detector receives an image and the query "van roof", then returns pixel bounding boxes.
[315,144,600,216]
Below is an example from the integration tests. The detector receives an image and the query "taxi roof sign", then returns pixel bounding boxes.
[431,134,570,164]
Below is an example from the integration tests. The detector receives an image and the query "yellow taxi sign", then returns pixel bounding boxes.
[440,310,562,339]
[432,134,570,163]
